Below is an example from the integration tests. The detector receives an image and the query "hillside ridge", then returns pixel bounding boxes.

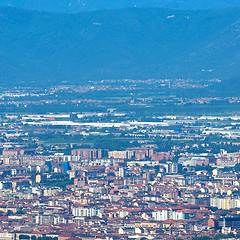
[0,7,239,86]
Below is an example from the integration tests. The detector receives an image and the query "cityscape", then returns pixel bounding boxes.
[0,0,240,240]
[0,82,240,239]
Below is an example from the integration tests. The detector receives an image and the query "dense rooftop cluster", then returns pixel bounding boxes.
[1,139,240,239]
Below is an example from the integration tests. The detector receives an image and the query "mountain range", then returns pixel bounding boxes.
[0,7,240,86]
[1,0,240,12]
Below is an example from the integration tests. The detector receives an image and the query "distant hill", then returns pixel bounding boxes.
[1,0,240,12]
[0,7,240,86]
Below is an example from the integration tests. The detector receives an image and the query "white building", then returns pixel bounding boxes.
[152,209,187,221]
[72,207,103,217]
[152,209,169,221]
[0,233,15,240]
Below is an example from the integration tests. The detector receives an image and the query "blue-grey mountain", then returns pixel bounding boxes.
[0,7,240,86]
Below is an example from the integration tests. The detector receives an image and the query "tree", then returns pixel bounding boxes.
[192,237,212,240]
[19,235,30,240]
[214,234,228,239]
[16,210,25,215]
[226,233,235,238]
[235,163,240,172]
[7,210,13,215]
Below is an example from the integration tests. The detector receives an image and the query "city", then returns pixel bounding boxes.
[0,96,240,239]
[0,1,240,239]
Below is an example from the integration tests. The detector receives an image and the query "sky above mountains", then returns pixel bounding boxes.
[0,0,240,12]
